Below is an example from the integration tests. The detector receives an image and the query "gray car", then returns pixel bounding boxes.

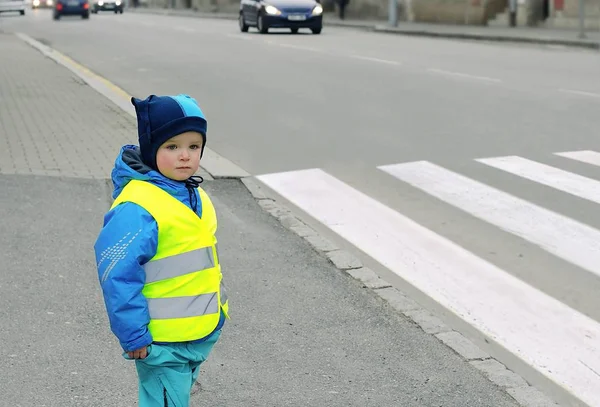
[239,0,323,34]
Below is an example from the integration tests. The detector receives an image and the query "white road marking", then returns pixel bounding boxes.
[276,43,322,53]
[226,33,253,40]
[350,55,401,65]
[558,88,600,99]
[556,150,600,167]
[378,160,600,278]
[256,167,600,407]
[173,26,196,33]
[476,155,600,204]
[427,68,501,83]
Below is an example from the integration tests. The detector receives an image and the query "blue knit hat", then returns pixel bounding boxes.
[131,94,207,170]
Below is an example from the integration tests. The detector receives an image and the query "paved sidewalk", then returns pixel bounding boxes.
[0,33,135,179]
[129,7,600,49]
[0,32,549,407]
[0,33,213,180]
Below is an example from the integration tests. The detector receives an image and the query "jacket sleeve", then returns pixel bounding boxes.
[94,202,158,352]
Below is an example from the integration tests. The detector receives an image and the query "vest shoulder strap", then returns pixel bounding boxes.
[197,187,217,234]
[111,180,199,226]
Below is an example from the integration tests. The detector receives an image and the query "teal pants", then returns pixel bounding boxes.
[125,330,221,407]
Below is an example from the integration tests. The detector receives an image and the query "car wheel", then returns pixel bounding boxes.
[82,11,89,18]
[238,13,249,32]
[290,28,298,34]
[257,14,268,34]
[114,9,117,13]
[20,9,25,15]
[119,8,123,13]
[53,12,60,19]
[311,27,322,34]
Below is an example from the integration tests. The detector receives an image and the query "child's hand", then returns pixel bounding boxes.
[127,346,148,359]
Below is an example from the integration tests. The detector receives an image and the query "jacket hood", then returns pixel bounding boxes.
[111,145,188,199]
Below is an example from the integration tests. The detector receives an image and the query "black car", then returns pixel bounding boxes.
[53,0,90,19]
[91,0,123,13]
[239,0,322,34]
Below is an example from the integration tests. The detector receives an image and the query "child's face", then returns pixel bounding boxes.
[156,131,205,181]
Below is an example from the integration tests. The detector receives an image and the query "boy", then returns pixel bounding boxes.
[94,94,229,407]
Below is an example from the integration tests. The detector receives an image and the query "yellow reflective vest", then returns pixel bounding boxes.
[110,179,229,343]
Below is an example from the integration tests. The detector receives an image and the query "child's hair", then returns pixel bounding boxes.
[131,94,208,170]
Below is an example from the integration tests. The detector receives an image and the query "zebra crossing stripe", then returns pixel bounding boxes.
[378,160,600,279]
[555,150,600,167]
[256,168,600,406]
[476,155,600,204]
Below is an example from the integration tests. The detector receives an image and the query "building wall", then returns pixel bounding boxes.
[548,0,600,30]
[562,0,600,16]
[413,0,483,24]
[333,0,509,24]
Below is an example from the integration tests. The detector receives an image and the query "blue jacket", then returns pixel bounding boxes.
[94,145,224,352]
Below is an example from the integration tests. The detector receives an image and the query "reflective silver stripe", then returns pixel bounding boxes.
[144,247,214,283]
[147,292,218,320]
[220,281,228,304]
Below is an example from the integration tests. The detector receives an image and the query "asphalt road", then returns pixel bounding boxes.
[2,9,600,405]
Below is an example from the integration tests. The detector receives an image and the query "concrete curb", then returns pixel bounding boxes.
[130,7,598,49]
[373,25,600,50]
[240,177,561,407]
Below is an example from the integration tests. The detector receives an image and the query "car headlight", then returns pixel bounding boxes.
[46,0,53,4]
[33,0,40,5]
[264,5,281,15]
[312,4,323,15]
[115,0,121,4]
